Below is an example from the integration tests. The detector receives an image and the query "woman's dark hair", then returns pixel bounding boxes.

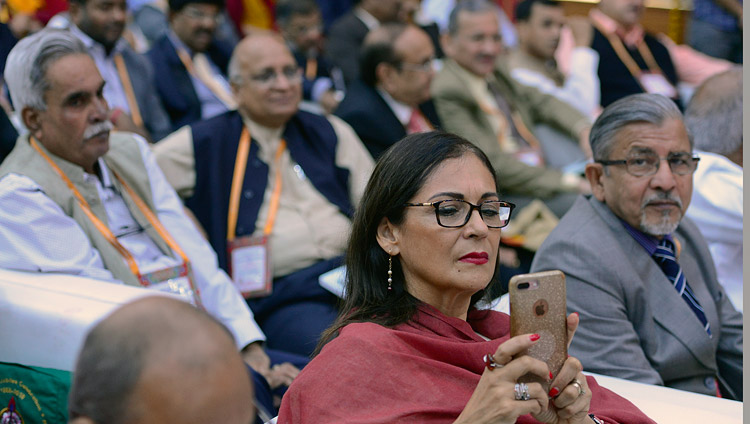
[316,131,500,353]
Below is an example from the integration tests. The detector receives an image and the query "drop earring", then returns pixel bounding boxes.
[387,255,393,291]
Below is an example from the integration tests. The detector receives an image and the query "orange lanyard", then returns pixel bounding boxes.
[29,137,192,287]
[113,53,144,128]
[480,86,542,152]
[175,48,236,109]
[305,57,318,80]
[226,127,287,241]
[591,20,666,83]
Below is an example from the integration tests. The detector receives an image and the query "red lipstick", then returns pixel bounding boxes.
[459,252,489,264]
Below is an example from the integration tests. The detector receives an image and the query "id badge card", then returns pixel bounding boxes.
[639,72,677,98]
[227,235,273,298]
[140,263,199,306]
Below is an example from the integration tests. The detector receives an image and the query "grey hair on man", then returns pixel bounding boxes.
[4,29,88,115]
[447,0,498,36]
[684,68,742,158]
[589,93,690,165]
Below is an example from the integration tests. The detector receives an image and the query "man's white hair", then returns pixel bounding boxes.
[4,29,89,116]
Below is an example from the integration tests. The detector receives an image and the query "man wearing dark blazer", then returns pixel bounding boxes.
[68,0,172,141]
[325,0,401,84]
[147,0,236,132]
[335,23,440,159]
[531,93,743,400]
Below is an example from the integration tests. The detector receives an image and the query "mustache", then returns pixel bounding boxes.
[641,191,683,209]
[83,121,114,139]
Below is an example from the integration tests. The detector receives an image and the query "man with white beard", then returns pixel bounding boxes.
[531,93,743,400]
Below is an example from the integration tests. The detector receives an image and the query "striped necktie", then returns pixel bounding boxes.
[653,238,711,336]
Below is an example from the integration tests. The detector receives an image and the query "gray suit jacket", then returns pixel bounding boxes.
[531,196,742,399]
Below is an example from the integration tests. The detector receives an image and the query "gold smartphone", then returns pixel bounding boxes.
[509,270,568,391]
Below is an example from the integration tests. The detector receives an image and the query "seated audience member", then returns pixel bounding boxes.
[531,93,743,399]
[432,0,590,216]
[67,0,172,142]
[684,68,743,312]
[278,131,656,424]
[277,0,344,115]
[325,0,402,84]
[0,29,300,394]
[147,0,237,132]
[556,0,732,108]
[508,0,599,117]
[335,23,440,159]
[68,296,261,424]
[154,32,374,357]
[420,0,519,49]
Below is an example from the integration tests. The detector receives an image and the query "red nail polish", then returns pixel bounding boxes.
[529,334,540,341]
[573,312,579,317]
[549,371,554,379]
[548,387,560,397]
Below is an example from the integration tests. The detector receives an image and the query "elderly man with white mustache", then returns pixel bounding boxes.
[0,30,297,407]
[531,93,743,400]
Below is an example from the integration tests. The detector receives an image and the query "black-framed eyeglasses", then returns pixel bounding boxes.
[404,199,515,228]
[596,151,700,177]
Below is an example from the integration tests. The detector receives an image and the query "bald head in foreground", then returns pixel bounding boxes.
[68,297,256,424]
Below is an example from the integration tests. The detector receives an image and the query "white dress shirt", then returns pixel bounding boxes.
[510,47,600,117]
[377,88,412,126]
[685,151,743,312]
[0,135,265,348]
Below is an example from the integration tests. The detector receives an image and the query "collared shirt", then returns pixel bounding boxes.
[167,31,231,120]
[686,150,743,312]
[377,88,412,126]
[0,135,265,349]
[154,111,374,278]
[508,47,600,117]
[353,7,380,30]
[70,24,132,114]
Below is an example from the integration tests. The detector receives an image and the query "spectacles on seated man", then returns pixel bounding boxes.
[596,150,700,177]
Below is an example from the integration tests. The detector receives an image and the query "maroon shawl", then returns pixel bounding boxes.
[278,306,655,423]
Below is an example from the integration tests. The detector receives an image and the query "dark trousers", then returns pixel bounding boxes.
[248,257,343,357]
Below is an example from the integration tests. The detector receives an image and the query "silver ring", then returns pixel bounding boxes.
[514,382,531,401]
[483,353,503,370]
[571,379,585,397]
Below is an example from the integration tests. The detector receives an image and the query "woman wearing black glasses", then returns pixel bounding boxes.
[278,131,654,424]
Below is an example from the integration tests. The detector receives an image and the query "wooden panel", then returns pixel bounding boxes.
[558,0,691,43]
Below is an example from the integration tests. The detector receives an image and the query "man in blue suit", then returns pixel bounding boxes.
[147,0,236,132]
